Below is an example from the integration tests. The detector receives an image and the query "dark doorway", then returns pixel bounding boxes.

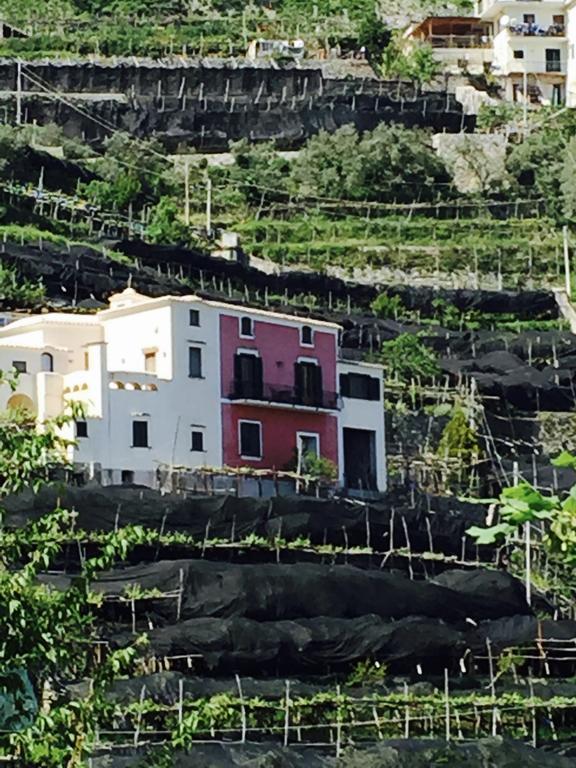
[234,353,263,398]
[343,428,377,490]
[295,361,323,406]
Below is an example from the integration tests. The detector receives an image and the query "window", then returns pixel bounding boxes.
[144,351,157,374]
[546,48,561,72]
[513,50,524,59]
[84,351,90,370]
[233,352,263,398]
[295,361,323,406]
[301,325,314,346]
[240,316,254,338]
[132,420,149,448]
[189,308,200,326]
[188,347,202,378]
[191,430,204,452]
[523,14,535,24]
[340,373,381,401]
[553,15,565,27]
[239,420,262,459]
[41,352,54,372]
[298,432,319,459]
[12,361,26,373]
[76,420,88,438]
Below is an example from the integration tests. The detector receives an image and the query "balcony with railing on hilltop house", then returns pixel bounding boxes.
[402,17,494,74]
[228,353,340,412]
[476,0,567,21]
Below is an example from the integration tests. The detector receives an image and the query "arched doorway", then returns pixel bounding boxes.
[7,393,35,413]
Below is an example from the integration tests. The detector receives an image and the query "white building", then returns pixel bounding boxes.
[0,290,386,494]
[404,2,576,107]
[477,0,567,105]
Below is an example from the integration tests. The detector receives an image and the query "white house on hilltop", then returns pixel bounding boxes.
[0,290,386,494]
[404,0,576,107]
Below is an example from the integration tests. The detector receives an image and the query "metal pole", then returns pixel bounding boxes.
[16,59,22,126]
[564,225,571,296]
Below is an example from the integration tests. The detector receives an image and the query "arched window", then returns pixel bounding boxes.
[41,352,54,373]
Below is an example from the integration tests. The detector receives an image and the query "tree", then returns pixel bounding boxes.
[506,111,576,221]
[146,196,189,244]
[0,372,147,765]
[85,133,173,212]
[290,125,451,204]
[377,333,439,382]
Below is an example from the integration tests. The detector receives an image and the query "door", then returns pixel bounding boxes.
[295,361,323,406]
[343,428,377,491]
[546,48,561,73]
[234,353,263,398]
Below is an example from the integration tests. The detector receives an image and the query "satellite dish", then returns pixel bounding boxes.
[500,14,510,27]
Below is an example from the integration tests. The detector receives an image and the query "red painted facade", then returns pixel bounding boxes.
[221,403,338,469]
[219,313,339,469]
[219,314,337,394]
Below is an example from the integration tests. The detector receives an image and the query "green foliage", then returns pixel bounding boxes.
[0,369,147,765]
[371,292,404,319]
[290,125,451,204]
[301,452,338,482]
[346,658,388,687]
[146,196,190,245]
[84,132,173,212]
[0,264,44,307]
[467,480,558,546]
[379,32,439,84]
[437,408,480,463]
[506,111,576,221]
[378,333,439,381]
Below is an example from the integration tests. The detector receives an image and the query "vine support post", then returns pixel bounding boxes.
[403,681,410,738]
[564,225,571,296]
[236,674,247,743]
[283,680,291,746]
[178,677,184,725]
[444,668,450,742]
[486,638,497,737]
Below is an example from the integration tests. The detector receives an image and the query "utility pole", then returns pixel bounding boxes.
[184,158,191,227]
[205,175,212,235]
[16,59,22,126]
[564,225,571,296]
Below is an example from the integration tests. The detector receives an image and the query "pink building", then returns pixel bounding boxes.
[217,305,386,493]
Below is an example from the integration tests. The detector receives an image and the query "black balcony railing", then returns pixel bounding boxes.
[228,380,341,410]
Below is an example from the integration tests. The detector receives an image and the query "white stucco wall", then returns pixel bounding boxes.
[337,360,387,492]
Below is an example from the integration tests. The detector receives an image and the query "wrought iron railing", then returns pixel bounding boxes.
[228,380,341,410]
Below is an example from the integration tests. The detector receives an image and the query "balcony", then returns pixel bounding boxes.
[228,380,341,411]
[508,23,565,37]
[429,34,492,49]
